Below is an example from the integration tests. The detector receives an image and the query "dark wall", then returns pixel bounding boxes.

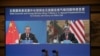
[0,0,100,56]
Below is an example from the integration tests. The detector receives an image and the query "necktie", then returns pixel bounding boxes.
[26,34,29,40]
[66,34,68,40]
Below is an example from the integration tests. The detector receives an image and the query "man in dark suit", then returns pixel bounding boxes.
[19,26,38,43]
[59,26,78,43]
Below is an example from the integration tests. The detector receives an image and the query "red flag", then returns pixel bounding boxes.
[6,20,19,44]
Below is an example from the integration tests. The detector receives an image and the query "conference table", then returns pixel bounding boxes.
[6,44,90,56]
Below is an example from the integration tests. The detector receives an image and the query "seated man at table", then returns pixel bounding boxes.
[59,26,78,43]
[19,26,38,44]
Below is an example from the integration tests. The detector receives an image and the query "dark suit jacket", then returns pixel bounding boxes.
[59,32,78,43]
[20,33,38,43]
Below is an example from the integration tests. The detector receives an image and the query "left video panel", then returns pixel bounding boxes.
[6,21,47,44]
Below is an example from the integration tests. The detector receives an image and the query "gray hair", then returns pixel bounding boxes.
[63,26,69,31]
[25,26,31,30]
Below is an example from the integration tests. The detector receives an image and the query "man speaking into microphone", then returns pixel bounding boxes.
[19,26,38,44]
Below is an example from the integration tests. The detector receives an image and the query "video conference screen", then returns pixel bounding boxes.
[5,6,90,56]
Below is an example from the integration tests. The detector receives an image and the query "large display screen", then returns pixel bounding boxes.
[5,6,90,56]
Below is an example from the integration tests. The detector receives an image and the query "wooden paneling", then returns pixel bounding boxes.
[91,13,100,21]
[91,5,100,13]
[0,15,4,47]
[0,47,4,56]
[0,0,100,6]
[91,20,100,47]
[91,47,100,56]
[91,14,100,46]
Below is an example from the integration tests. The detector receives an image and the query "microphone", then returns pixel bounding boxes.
[52,50,59,56]
[42,49,48,56]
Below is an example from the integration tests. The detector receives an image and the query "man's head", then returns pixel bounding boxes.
[25,26,31,34]
[63,26,70,34]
